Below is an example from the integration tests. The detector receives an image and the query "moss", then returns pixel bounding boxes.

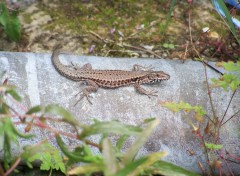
[22,13,32,24]
[24,0,237,59]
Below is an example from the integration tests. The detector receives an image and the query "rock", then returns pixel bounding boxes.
[0,51,239,174]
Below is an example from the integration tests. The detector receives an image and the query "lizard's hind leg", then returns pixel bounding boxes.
[134,83,158,98]
[74,80,99,105]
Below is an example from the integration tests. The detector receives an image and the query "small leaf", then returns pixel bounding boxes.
[162,101,206,119]
[143,117,156,123]
[123,119,160,164]
[80,120,142,138]
[56,135,102,163]
[205,143,223,150]
[102,138,118,176]
[39,153,51,170]
[26,105,43,114]
[5,89,21,101]
[129,152,167,176]
[146,160,200,176]
[211,73,239,91]
[22,141,66,173]
[115,157,148,176]
[116,135,129,151]
[68,163,103,175]
[204,120,211,134]
[194,113,203,123]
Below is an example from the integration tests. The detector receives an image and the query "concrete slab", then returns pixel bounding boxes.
[0,51,239,173]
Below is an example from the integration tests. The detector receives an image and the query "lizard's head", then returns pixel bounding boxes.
[144,71,170,84]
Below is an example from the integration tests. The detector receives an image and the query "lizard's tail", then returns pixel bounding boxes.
[51,48,80,81]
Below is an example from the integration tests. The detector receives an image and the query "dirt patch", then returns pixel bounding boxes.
[1,0,239,61]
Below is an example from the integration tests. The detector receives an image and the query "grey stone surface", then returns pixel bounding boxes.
[0,51,239,173]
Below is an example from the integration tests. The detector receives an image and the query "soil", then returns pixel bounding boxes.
[1,0,240,61]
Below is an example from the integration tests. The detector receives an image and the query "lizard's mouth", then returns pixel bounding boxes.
[150,74,170,83]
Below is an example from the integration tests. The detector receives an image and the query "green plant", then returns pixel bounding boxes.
[0,79,199,175]
[211,0,240,45]
[0,3,21,42]
[163,0,177,34]
[162,61,240,175]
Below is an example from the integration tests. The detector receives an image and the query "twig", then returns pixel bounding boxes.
[195,129,214,175]
[89,30,162,58]
[220,89,237,125]
[202,60,224,75]
[121,44,162,58]
[89,30,114,43]
[125,21,158,39]
[5,157,21,176]
[0,163,5,176]
[31,119,100,149]
[188,10,215,175]
[188,10,200,58]
[217,150,235,176]
[221,108,240,126]
[104,49,142,57]
[203,62,217,123]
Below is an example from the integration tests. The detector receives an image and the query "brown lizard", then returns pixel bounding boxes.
[51,49,170,104]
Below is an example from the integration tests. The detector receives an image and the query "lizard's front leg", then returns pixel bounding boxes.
[75,79,99,105]
[134,83,158,98]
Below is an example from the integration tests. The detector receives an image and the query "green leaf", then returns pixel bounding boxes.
[115,157,148,176]
[2,117,34,141]
[45,104,80,127]
[102,138,118,176]
[5,88,21,101]
[26,105,43,114]
[211,73,239,91]
[214,1,240,45]
[163,43,175,49]
[163,0,177,34]
[216,61,240,74]
[0,103,10,114]
[68,163,103,175]
[22,141,66,173]
[205,143,223,150]
[123,119,160,164]
[130,152,167,176]
[146,160,200,176]
[80,120,142,138]
[56,135,102,163]
[39,153,51,170]
[0,3,21,41]
[116,135,129,151]
[162,101,206,122]
[143,117,156,123]
[53,150,66,173]
[3,132,12,170]
[1,117,33,169]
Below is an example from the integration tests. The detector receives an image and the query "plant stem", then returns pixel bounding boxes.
[220,90,236,125]
[198,132,215,175]
[0,163,5,176]
[5,157,21,176]
[203,62,218,123]
[221,109,240,126]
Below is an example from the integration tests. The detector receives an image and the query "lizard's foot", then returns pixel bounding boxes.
[134,83,158,98]
[145,89,158,98]
[74,89,93,105]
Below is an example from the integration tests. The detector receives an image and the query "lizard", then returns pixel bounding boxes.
[51,49,170,104]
